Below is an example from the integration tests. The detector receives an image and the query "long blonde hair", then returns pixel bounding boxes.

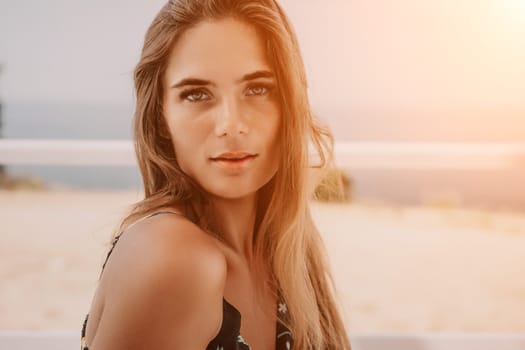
[110,0,351,348]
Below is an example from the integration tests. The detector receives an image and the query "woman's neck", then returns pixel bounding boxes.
[205,194,257,265]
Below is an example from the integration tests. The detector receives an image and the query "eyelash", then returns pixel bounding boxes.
[179,89,210,102]
[179,83,275,103]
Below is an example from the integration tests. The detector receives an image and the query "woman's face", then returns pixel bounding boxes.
[163,18,281,200]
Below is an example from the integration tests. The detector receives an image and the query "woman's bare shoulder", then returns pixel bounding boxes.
[93,211,227,349]
[101,210,226,283]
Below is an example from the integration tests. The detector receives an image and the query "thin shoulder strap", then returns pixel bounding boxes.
[120,210,185,235]
[98,210,185,279]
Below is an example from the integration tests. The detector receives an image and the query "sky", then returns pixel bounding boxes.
[1,0,524,141]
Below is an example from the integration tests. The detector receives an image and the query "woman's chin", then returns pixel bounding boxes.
[205,183,259,201]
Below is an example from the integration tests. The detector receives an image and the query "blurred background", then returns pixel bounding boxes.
[0,0,524,334]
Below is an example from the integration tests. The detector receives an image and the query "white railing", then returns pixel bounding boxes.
[1,139,524,169]
[0,139,135,166]
[0,331,524,350]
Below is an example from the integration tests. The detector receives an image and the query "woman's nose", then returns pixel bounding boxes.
[214,96,249,137]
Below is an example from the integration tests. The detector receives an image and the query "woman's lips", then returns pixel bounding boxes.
[210,154,257,170]
[212,155,254,161]
[211,151,257,160]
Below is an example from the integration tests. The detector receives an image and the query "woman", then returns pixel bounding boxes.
[81,0,351,349]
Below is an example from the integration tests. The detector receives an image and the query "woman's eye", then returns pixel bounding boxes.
[180,89,210,102]
[246,85,270,96]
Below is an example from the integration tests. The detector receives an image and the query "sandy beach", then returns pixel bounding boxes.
[0,189,524,332]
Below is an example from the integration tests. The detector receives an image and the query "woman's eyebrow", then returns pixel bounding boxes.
[171,70,274,89]
[171,78,213,89]
[237,70,274,83]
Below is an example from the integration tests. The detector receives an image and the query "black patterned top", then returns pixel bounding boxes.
[81,211,294,350]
